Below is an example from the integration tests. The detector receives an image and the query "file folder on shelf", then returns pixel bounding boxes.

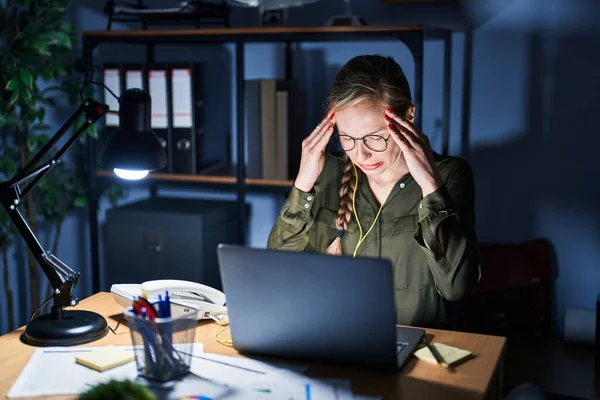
[148,63,170,171]
[168,63,203,175]
[102,63,122,128]
[101,61,235,178]
[100,63,123,154]
[124,63,144,92]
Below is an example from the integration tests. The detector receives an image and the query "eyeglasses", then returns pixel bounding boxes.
[335,133,390,152]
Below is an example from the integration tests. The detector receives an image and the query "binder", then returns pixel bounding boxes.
[168,63,203,174]
[275,90,288,180]
[147,64,170,172]
[101,63,122,158]
[245,79,278,180]
[124,63,144,91]
[259,80,278,180]
[245,80,263,179]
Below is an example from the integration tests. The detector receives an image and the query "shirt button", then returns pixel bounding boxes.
[307,195,313,201]
[419,203,423,209]
[304,204,310,209]
[399,183,405,189]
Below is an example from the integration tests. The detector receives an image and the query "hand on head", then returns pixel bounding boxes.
[293,112,336,193]
[384,108,442,197]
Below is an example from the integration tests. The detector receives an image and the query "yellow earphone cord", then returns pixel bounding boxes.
[351,153,401,258]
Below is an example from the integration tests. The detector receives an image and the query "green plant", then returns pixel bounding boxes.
[0,0,125,330]
[77,379,156,400]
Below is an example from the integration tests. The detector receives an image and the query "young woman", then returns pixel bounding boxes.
[267,54,480,329]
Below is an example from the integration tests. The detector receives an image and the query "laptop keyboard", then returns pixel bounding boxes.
[396,341,408,355]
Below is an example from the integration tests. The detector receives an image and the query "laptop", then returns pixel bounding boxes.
[216,244,424,371]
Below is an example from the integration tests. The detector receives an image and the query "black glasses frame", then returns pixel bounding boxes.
[335,133,390,152]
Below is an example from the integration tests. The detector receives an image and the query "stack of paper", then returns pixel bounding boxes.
[7,345,380,399]
[8,346,144,398]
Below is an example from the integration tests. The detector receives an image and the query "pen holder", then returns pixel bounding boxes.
[125,306,197,382]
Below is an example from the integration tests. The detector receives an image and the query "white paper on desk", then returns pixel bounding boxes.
[189,353,353,400]
[248,370,355,400]
[10,345,356,400]
[140,371,239,400]
[7,344,204,398]
[189,352,306,387]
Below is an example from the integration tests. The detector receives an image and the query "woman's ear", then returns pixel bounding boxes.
[406,106,416,123]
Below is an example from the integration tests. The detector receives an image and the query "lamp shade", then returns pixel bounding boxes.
[99,88,167,172]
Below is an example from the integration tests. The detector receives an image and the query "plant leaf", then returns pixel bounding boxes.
[26,137,37,152]
[87,125,98,139]
[5,77,18,91]
[19,69,33,89]
[54,31,72,49]
[74,196,87,207]
[30,35,52,56]
[9,89,20,107]
[0,156,17,177]
[37,108,46,123]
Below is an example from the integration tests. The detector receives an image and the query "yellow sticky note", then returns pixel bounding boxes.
[75,346,135,372]
[414,343,472,367]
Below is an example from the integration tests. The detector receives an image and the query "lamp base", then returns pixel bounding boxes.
[22,308,108,347]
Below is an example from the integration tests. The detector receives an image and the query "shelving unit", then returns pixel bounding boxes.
[95,169,294,188]
[82,24,453,293]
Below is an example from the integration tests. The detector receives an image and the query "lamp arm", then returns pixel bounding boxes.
[14,99,108,201]
[0,98,108,309]
[18,104,86,182]
[0,196,79,307]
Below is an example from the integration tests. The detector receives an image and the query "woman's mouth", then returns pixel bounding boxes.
[358,162,383,171]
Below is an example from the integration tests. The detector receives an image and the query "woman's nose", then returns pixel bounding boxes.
[355,141,372,162]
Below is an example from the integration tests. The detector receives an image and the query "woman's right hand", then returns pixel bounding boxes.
[293,112,335,192]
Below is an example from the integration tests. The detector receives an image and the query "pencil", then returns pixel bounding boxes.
[425,340,449,369]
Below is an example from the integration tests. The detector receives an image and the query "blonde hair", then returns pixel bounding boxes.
[325,55,413,256]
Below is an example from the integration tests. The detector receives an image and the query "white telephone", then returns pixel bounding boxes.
[111,279,227,321]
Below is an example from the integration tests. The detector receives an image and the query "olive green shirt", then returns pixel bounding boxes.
[267,152,480,329]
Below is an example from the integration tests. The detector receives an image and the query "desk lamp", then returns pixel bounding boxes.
[0,84,167,346]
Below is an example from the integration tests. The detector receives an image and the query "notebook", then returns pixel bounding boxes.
[414,343,472,367]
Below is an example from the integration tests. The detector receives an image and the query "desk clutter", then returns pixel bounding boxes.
[7,344,380,399]
[7,291,473,399]
[8,290,378,399]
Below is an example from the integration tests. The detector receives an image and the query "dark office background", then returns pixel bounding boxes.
[1,0,599,348]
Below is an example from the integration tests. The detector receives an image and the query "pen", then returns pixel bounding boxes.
[425,340,449,369]
[165,290,171,318]
[157,294,165,318]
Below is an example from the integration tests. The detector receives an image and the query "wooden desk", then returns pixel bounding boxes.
[0,293,506,400]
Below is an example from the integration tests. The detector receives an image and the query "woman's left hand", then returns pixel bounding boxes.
[385,108,443,197]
